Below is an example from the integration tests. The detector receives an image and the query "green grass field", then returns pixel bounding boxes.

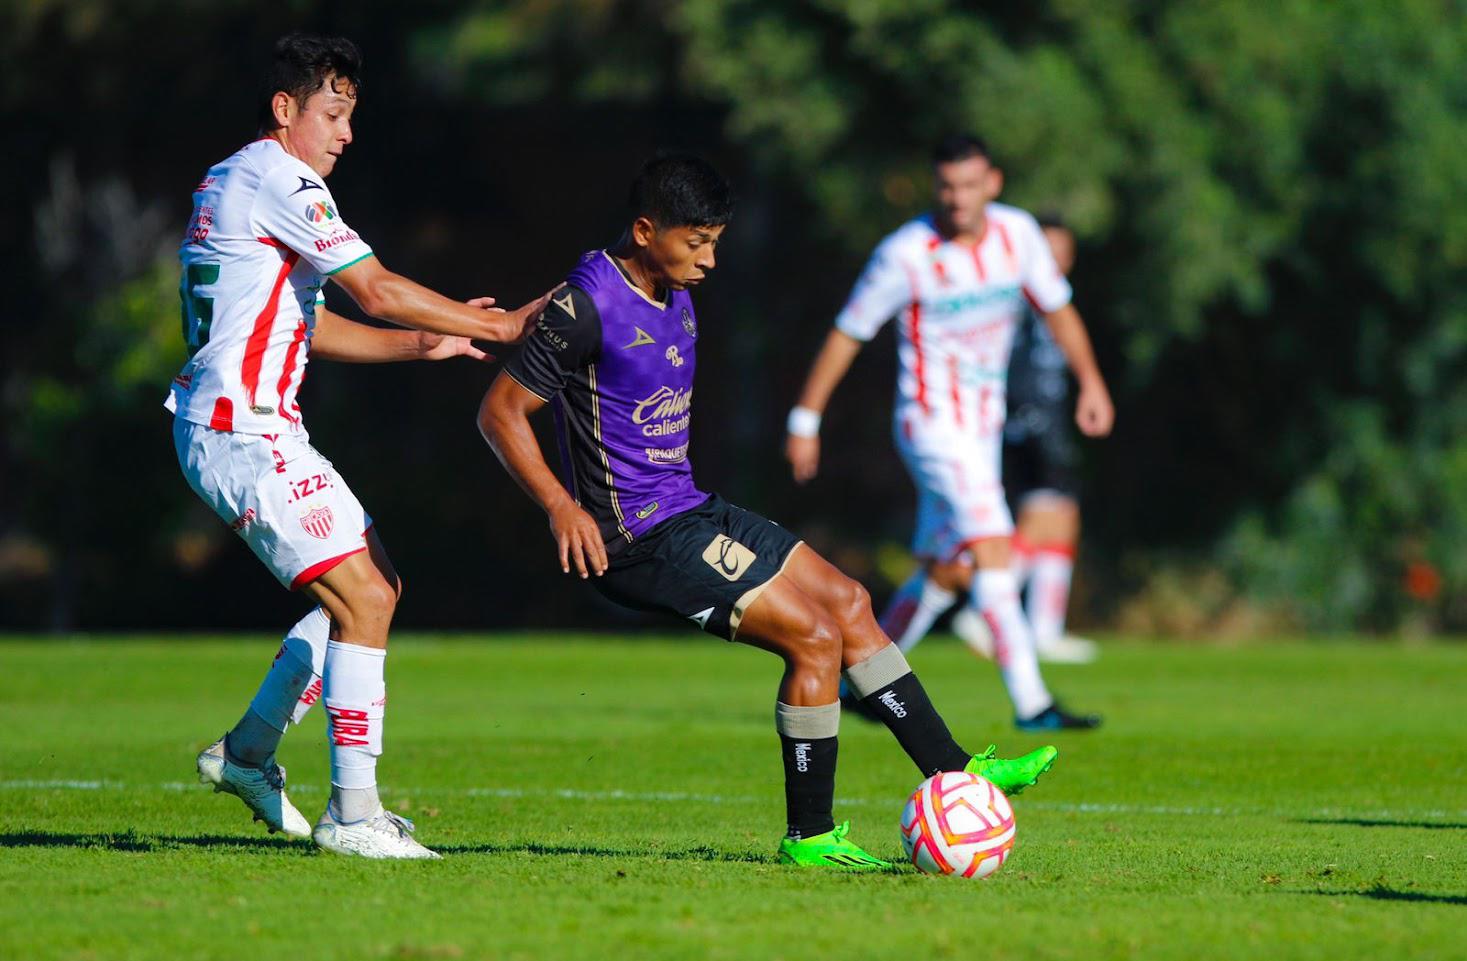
[1,634,1463,961]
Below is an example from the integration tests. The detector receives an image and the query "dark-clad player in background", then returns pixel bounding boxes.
[478,154,1059,870]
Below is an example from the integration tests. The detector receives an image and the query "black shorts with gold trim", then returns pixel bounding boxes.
[593,493,802,641]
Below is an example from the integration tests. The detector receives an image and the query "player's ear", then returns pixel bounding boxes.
[630,216,657,249]
[271,91,294,129]
[986,165,1004,199]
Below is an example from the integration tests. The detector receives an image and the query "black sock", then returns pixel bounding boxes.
[780,734,837,840]
[861,671,970,776]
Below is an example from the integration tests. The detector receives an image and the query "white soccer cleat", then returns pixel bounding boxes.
[1036,634,1099,664]
[951,607,995,660]
[196,736,312,838]
[313,806,441,860]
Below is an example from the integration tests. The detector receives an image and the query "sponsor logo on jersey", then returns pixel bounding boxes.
[193,176,216,193]
[304,201,338,225]
[299,504,335,539]
[552,291,576,319]
[633,385,692,438]
[878,690,907,718]
[291,176,324,195]
[635,501,660,520]
[623,326,656,349]
[793,742,811,773]
[229,508,256,532]
[537,317,570,351]
[313,228,360,253]
[702,534,756,581]
[681,307,696,338]
[645,442,688,465]
[928,284,1021,316]
[665,345,683,368]
[250,404,275,415]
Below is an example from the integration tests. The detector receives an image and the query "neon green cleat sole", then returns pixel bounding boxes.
[965,743,1058,795]
[776,820,893,871]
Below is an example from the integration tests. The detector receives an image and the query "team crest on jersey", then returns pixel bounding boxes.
[299,504,335,540]
[304,201,338,226]
[681,307,696,338]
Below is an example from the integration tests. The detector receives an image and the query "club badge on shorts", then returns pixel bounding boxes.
[703,534,756,581]
[299,504,335,539]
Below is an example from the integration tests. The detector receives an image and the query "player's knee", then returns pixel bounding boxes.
[343,575,397,626]
[828,576,873,628]
[788,611,843,676]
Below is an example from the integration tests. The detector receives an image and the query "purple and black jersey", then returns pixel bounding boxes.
[504,250,709,557]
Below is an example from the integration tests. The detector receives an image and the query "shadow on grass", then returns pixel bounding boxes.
[0,830,306,853]
[436,839,777,864]
[1295,887,1467,906]
[1296,818,1467,831]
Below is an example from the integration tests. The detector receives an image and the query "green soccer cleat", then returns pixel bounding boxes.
[777,821,893,871]
[965,743,1058,795]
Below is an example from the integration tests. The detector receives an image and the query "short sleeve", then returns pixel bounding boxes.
[502,286,602,401]
[253,164,375,275]
[1013,213,1072,314]
[834,238,913,341]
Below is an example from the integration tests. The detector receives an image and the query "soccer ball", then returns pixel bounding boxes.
[900,771,1016,878]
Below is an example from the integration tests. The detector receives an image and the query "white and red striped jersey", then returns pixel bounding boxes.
[835,204,1071,435]
[165,138,374,435]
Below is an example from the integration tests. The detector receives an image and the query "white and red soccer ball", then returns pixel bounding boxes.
[900,771,1016,878]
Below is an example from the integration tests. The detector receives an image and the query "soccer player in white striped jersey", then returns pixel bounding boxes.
[170,34,548,858]
[786,135,1112,731]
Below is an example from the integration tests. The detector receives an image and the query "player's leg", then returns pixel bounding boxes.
[1016,493,1095,662]
[777,545,1057,794]
[875,493,964,653]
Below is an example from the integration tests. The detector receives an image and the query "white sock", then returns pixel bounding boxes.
[879,570,957,653]
[324,640,386,822]
[227,607,330,766]
[1027,549,1075,647]
[1010,536,1036,590]
[969,569,1052,718]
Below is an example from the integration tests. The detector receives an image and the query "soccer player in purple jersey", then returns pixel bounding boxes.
[478,154,1060,870]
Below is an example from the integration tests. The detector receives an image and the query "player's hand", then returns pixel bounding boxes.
[502,286,562,345]
[548,500,607,579]
[786,433,821,484]
[419,331,491,362]
[1075,380,1114,437]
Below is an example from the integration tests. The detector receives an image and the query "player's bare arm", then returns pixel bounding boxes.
[310,304,492,363]
[1041,304,1114,437]
[330,256,549,345]
[477,374,608,579]
[786,329,864,483]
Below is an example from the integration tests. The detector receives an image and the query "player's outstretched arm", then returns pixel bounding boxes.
[477,373,608,579]
[331,256,551,345]
[786,329,864,484]
[1042,304,1115,437]
[310,304,492,364]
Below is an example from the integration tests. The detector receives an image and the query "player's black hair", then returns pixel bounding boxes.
[1036,211,1070,232]
[629,153,735,229]
[257,33,362,132]
[931,133,993,167]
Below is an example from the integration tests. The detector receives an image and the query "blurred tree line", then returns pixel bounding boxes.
[3,0,1464,636]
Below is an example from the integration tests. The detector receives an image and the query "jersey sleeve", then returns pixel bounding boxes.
[252,164,375,275]
[833,237,913,341]
[1014,213,1072,314]
[502,286,602,401]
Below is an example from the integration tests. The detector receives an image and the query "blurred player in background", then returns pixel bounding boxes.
[169,33,547,858]
[786,135,1110,731]
[980,215,1097,664]
[480,153,1059,871]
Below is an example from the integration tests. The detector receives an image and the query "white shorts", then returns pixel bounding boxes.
[173,418,371,589]
[896,414,1013,562]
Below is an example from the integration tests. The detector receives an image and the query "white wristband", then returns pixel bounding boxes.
[787,406,822,438]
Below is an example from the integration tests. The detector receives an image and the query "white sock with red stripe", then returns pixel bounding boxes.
[1027,548,1075,646]
[880,570,957,653]
[1010,533,1037,590]
[225,607,330,767]
[969,569,1052,718]
[324,640,386,823]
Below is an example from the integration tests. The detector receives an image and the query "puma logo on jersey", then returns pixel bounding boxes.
[623,326,655,349]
